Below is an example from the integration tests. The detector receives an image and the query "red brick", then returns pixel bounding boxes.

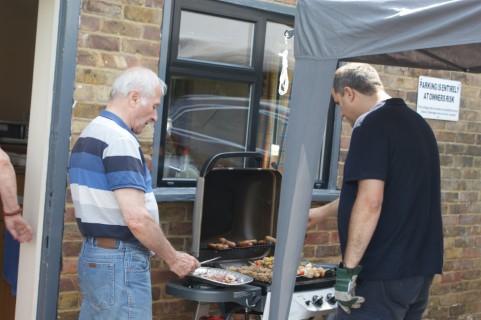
[143,25,161,41]
[168,222,193,235]
[76,68,117,86]
[57,292,81,310]
[151,269,176,284]
[464,247,481,259]
[102,19,142,37]
[449,303,466,317]
[82,0,122,18]
[64,206,76,223]
[72,102,105,119]
[315,245,341,258]
[77,50,98,67]
[63,223,83,241]
[62,240,82,258]
[79,33,120,52]
[58,276,79,292]
[145,0,164,8]
[124,5,161,24]
[121,38,160,57]
[442,272,463,283]
[304,231,330,245]
[56,310,81,320]
[62,258,79,275]
[152,300,196,317]
[152,286,161,301]
[79,14,101,32]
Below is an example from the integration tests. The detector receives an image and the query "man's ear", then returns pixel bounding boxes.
[128,90,141,106]
[343,87,355,102]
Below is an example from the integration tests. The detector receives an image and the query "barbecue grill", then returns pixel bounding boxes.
[166,152,338,319]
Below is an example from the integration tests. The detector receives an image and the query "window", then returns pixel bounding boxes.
[155,0,338,192]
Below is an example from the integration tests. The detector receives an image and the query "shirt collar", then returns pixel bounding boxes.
[99,110,139,142]
[353,100,387,129]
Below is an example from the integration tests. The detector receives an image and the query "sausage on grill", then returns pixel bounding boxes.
[207,243,229,250]
[265,235,277,244]
[218,237,236,248]
[237,240,256,247]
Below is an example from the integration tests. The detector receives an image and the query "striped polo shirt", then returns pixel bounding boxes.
[69,110,159,241]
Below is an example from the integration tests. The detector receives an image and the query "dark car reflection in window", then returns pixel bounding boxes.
[164,95,289,179]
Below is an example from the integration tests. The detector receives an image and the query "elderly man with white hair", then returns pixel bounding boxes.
[69,67,199,320]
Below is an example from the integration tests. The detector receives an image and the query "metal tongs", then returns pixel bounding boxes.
[199,256,221,265]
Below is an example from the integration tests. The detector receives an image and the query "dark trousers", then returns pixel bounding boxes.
[337,275,434,320]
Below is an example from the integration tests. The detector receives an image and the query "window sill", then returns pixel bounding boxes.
[153,187,340,203]
[312,189,340,202]
[153,187,197,202]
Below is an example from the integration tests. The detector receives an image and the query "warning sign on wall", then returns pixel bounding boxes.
[417,76,461,121]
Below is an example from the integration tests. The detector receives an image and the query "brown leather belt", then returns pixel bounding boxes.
[95,237,118,249]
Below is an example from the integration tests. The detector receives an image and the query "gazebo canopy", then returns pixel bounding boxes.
[269,1,481,319]
[296,0,481,71]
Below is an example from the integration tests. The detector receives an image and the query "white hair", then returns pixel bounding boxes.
[109,67,167,101]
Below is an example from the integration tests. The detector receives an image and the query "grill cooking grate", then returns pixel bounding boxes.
[201,243,275,251]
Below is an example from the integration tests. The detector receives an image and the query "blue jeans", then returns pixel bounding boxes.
[78,237,152,320]
[337,275,434,320]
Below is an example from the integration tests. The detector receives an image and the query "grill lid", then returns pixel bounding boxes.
[192,152,281,262]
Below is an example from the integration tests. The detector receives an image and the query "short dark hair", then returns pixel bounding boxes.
[333,63,383,96]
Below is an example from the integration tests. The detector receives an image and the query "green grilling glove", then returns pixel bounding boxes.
[334,264,365,314]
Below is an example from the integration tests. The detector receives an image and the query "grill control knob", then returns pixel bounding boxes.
[312,295,323,307]
[327,293,337,305]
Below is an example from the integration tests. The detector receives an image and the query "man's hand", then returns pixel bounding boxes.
[4,215,33,243]
[167,251,200,277]
[335,264,365,314]
[307,207,323,228]
[307,199,339,229]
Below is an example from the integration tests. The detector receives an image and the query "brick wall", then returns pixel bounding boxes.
[60,1,481,320]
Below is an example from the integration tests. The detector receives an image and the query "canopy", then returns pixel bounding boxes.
[268,1,481,319]
[296,0,481,72]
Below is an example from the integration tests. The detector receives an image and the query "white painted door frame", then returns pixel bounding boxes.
[15,0,60,318]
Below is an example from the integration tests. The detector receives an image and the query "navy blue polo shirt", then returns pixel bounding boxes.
[338,98,443,280]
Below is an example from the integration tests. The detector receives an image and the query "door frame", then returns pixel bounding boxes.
[15,0,80,319]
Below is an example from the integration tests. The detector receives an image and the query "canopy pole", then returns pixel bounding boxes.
[268,59,338,320]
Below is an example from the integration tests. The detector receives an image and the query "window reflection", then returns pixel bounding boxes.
[160,3,304,186]
[179,11,254,66]
[164,77,251,179]
[258,21,294,172]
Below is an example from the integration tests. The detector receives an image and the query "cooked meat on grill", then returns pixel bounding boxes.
[218,237,236,248]
[193,269,246,284]
[200,272,240,284]
[226,265,273,283]
[298,263,326,278]
[255,256,274,268]
[265,235,277,244]
[226,257,326,282]
[207,243,229,250]
[237,240,257,247]
[207,236,276,250]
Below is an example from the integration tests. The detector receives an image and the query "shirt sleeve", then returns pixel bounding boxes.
[102,136,147,192]
[344,120,390,183]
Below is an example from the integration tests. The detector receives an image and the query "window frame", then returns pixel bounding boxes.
[153,0,341,202]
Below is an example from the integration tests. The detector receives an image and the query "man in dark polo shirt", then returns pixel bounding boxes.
[308,63,443,320]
